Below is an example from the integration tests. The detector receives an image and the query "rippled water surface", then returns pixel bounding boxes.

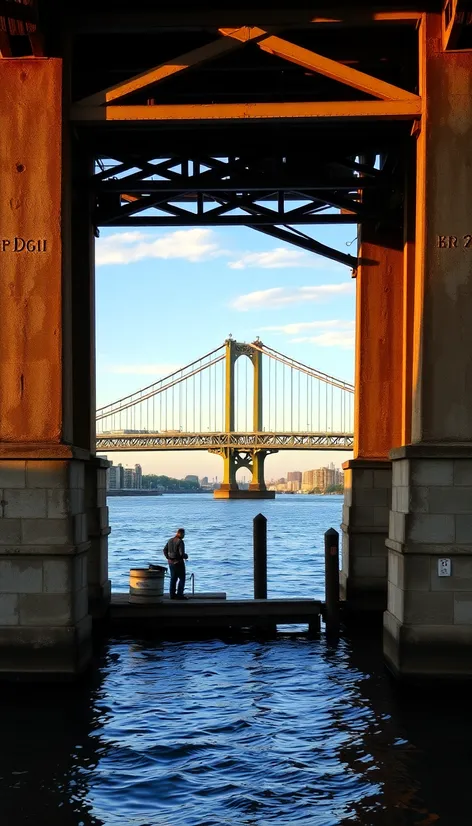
[2,494,472,825]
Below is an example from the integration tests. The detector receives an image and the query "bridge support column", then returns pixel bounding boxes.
[385,16,472,680]
[0,59,94,677]
[341,222,404,617]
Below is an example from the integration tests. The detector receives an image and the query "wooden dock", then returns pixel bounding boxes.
[109,593,322,636]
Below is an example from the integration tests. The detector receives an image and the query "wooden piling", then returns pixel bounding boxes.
[324,527,340,636]
[253,513,267,599]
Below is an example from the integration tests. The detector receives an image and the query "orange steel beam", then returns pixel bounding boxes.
[71,99,422,122]
[220,27,419,102]
[77,26,268,107]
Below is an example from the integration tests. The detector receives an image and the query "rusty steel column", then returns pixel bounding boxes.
[0,59,92,678]
[385,13,472,680]
[341,222,404,617]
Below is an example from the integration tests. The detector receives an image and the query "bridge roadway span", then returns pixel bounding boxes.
[110,594,322,636]
[96,431,354,451]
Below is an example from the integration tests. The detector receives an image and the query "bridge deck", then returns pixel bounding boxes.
[110,593,322,635]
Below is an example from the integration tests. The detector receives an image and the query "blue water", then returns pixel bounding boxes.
[108,493,340,600]
[1,494,470,825]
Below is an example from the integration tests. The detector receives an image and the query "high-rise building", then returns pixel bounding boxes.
[302,469,314,491]
[134,464,143,489]
[287,471,302,482]
[107,463,123,490]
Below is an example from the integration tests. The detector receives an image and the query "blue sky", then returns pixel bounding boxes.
[95,224,355,479]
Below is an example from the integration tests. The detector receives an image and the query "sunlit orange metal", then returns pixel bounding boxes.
[220,27,419,101]
[72,99,421,122]
[77,26,266,107]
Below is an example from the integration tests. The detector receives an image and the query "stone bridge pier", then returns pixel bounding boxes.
[342,16,472,680]
[0,59,110,677]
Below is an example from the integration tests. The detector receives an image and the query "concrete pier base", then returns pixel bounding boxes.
[0,458,93,679]
[214,488,275,500]
[340,460,391,616]
[385,447,472,681]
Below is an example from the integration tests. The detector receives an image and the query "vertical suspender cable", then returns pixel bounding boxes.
[275,359,277,431]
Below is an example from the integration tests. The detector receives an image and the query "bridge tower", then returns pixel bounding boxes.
[213,339,276,500]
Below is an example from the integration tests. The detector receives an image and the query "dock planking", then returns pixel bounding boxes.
[110,594,322,636]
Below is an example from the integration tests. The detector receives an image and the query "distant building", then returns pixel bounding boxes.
[185,474,199,483]
[302,470,314,491]
[200,476,209,486]
[287,471,302,482]
[107,462,142,490]
[107,463,123,490]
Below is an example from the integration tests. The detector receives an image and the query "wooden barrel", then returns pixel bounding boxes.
[129,567,166,604]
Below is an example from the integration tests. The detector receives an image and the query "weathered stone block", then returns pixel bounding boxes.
[409,486,429,514]
[389,510,405,543]
[428,486,472,514]
[0,594,19,626]
[0,461,26,489]
[73,555,88,590]
[371,535,387,556]
[97,469,107,490]
[69,461,85,490]
[373,469,392,489]
[411,459,454,487]
[352,506,374,527]
[454,461,472,486]
[456,515,472,544]
[74,513,88,545]
[388,550,402,587]
[97,489,107,507]
[392,486,409,513]
[0,519,22,544]
[402,556,431,591]
[22,519,72,545]
[392,459,409,488]
[26,460,67,489]
[353,469,373,489]
[43,559,71,594]
[352,556,387,578]
[454,594,472,624]
[404,591,454,625]
[0,559,43,593]
[408,513,455,543]
[4,489,47,519]
[388,582,404,621]
[373,506,390,527]
[354,487,389,507]
[99,506,109,531]
[19,593,74,626]
[74,586,88,622]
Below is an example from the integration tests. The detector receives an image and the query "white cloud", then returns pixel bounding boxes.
[291,330,355,349]
[262,319,353,335]
[96,228,222,266]
[232,283,354,311]
[107,363,181,376]
[228,247,331,270]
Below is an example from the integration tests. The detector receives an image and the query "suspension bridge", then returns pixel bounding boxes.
[96,339,354,498]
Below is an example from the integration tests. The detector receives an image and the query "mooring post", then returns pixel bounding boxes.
[324,527,340,636]
[253,513,267,599]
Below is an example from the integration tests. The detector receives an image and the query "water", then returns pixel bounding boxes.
[1,494,471,826]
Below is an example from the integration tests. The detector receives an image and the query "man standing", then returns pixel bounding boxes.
[163,528,188,600]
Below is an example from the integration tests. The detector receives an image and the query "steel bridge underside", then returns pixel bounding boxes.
[48,1,452,268]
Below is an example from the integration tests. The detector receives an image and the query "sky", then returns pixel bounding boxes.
[95,222,356,479]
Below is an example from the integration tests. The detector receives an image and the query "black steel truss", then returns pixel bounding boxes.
[93,152,401,268]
